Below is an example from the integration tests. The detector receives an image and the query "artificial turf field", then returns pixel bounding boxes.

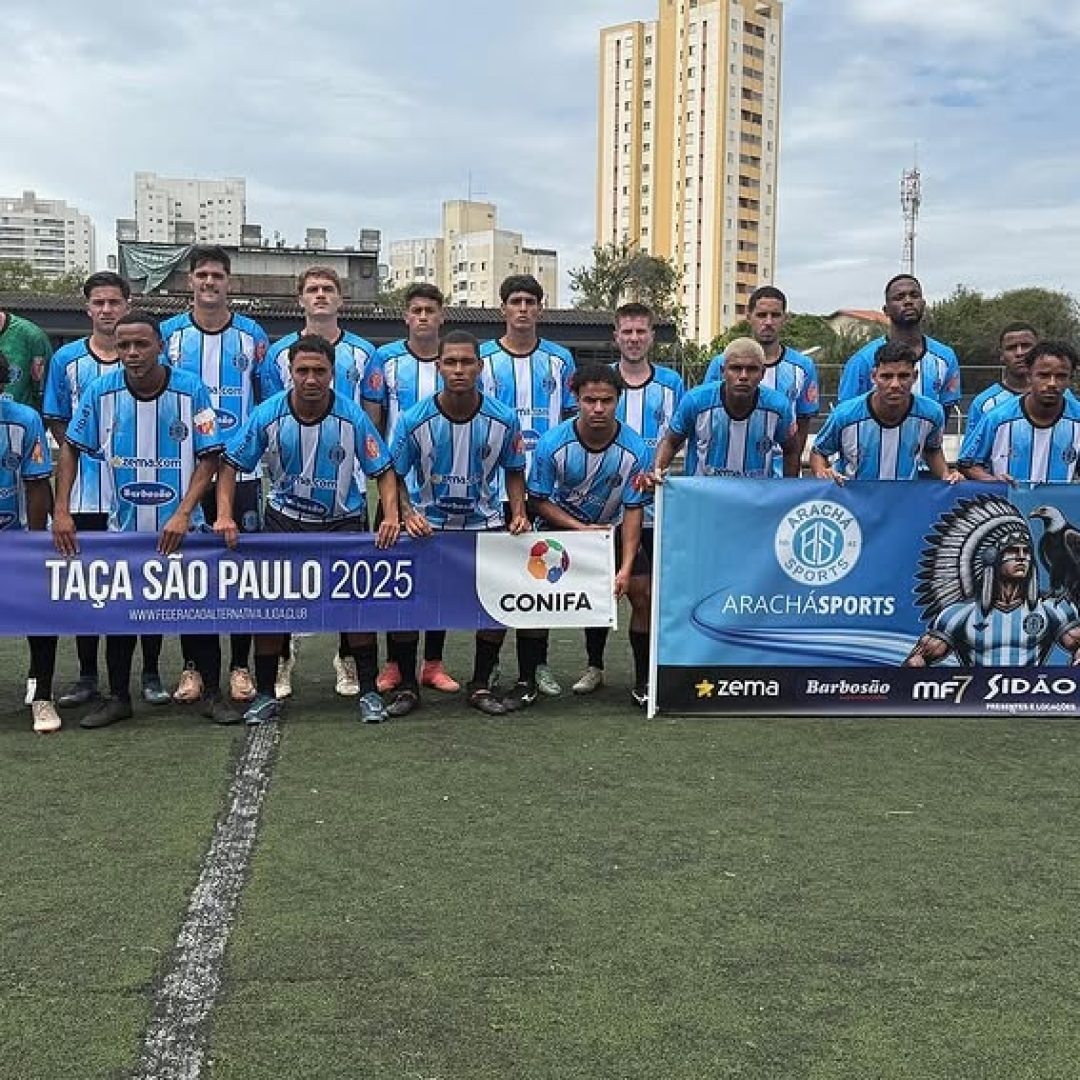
[3,628,1080,1079]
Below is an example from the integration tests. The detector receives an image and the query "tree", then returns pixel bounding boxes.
[0,260,86,295]
[927,285,1080,397]
[374,282,412,309]
[569,242,682,324]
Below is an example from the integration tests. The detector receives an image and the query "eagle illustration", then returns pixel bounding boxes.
[1029,505,1080,609]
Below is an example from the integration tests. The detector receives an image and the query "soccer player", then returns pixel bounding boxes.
[215,334,401,725]
[529,365,651,705]
[53,312,229,728]
[810,340,960,483]
[838,274,962,412]
[480,274,576,697]
[651,337,801,481]
[703,285,818,471]
[568,302,682,700]
[958,341,1080,484]
[43,271,168,709]
[963,322,1040,437]
[161,245,270,705]
[0,306,51,410]
[261,266,381,699]
[391,330,529,716]
[362,283,462,697]
[0,350,60,732]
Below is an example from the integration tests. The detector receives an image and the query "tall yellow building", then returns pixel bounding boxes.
[597,0,782,343]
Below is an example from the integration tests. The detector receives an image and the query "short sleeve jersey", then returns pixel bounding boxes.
[958,395,1080,484]
[391,394,525,531]
[705,345,820,417]
[964,382,1020,438]
[528,418,650,527]
[363,339,443,441]
[812,392,944,480]
[225,390,391,523]
[838,335,962,407]
[43,337,121,514]
[0,398,50,530]
[261,330,379,407]
[66,366,223,533]
[0,312,52,410]
[160,311,269,479]
[668,383,795,477]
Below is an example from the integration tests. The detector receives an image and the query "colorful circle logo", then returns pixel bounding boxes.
[528,538,571,583]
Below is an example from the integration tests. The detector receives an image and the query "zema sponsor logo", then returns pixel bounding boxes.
[119,482,176,507]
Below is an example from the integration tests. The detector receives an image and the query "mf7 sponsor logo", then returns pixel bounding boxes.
[911,675,974,704]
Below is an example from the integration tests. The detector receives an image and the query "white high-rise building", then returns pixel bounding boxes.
[386,200,558,307]
[0,190,96,277]
[133,172,246,245]
[598,0,783,342]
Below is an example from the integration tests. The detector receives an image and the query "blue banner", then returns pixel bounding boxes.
[654,478,1080,716]
[1,531,616,635]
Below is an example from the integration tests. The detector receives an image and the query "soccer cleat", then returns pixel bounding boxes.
[535,664,562,697]
[80,696,134,730]
[173,664,204,703]
[141,674,171,706]
[32,700,62,734]
[274,655,295,700]
[24,677,37,707]
[420,660,460,693]
[359,691,388,724]
[386,687,420,718]
[502,681,539,712]
[333,654,360,697]
[632,683,649,708]
[201,694,242,726]
[376,661,402,694]
[243,693,281,727]
[466,685,508,716]
[572,666,605,695]
[57,677,100,708]
[229,667,257,703]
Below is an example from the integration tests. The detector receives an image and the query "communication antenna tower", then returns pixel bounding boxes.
[900,159,922,276]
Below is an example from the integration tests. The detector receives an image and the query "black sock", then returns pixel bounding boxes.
[338,633,349,660]
[515,634,544,686]
[585,628,609,669]
[629,630,650,686]
[254,653,278,697]
[105,635,138,700]
[75,635,99,681]
[472,636,502,688]
[140,634,163,677]
[229,633,252,670]
[391,636,419,689]
[28,636,58,701]
[349,642,379,695]
[280,634,292,660]
[423,630,447,662]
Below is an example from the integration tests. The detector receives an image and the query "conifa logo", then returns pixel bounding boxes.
[120,482,176,506]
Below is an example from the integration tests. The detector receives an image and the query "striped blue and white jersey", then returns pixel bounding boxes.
[528,418,649,527]
[42,337,120,513]
[0,399,50,530]
[391,394,525,531]
[958,395,1080,483]
[929,598,1078,666]
[66,366,223,533]
[839,335,962,407]
[363,339,443,440]
[668,383,795,478]
[160,312,269,479]
[479,337,576,469]
[813,392,944,480]
[225,390,390,523]
[964,382,1020,438]
[616,363,684,525]
[261,330,379,407]
[705,345,820,416]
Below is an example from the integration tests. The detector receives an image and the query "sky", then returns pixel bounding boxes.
[2,0,1079,315]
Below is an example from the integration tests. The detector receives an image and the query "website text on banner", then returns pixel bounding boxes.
[3,531,615,635]
[654,477,1080,717]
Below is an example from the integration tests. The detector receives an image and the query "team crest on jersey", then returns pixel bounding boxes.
[2,451,20,470]
[347,366,362,385]
[329,444,348,465]
[365,435,380,460]
[233,353,250,372]
[542,376,557,395]
[757,436,774,456]
[653,406,667,424]
[169,420,189,442]
[1063,447,1078,464]
[193,408,218,436]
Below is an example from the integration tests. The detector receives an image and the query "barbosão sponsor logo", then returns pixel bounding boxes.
[120,481,176,506]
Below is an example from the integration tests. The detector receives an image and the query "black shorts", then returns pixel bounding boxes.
[615,525,653,578]
[203,478,262,533]
[72,512,109,531]
[264,505,368,534]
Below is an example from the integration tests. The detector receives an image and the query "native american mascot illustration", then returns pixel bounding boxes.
[903,494,1080,667]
